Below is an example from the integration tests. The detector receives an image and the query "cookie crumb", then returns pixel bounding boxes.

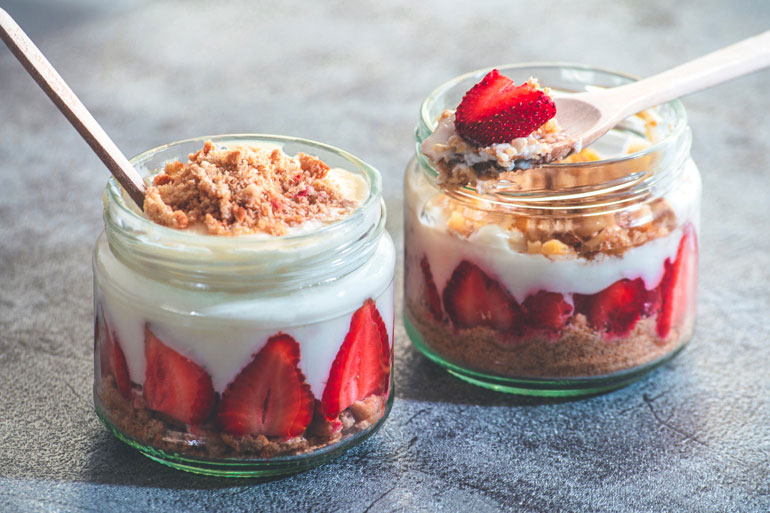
[143,142,358,236]
[97,376,387,460]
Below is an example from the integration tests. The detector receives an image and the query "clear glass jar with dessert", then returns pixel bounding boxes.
[404,64,700,396]
[93,135,395,476]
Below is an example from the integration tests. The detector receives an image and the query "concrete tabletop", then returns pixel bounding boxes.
[1,1,769,511]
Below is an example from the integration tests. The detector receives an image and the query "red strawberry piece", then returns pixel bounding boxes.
[96,306,132,399]
[321,299,390,421]
[454,69,557,146]
[217,334,314,437]
[105,325,131,399]
[442,260,523,334]
[574,278,647,338]
[656,225,698,338]
[96,304,111,376]
[144,326,216,425]
[643,285,663,318]
[420,256,443,322]
[522,291,573,332]
[308,400,343,438]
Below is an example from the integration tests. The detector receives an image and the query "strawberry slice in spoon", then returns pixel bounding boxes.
[455,69,557,147]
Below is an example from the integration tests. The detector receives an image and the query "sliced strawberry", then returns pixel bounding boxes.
[217,334,314,437]
[96,306,132,399]
[420,256,443,321]
[144,326,215,425]
[656,225,698,338]
[574,278,647,338]
[455,69,557,146]
[522,291,573,332]
[321,299,390,421]
[442,260,523,334]
[105,326,131,399]
[96,304,111,378]
[308,400,343,438]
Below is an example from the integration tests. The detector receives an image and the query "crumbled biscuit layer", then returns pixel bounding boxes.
[407,300,691,378]
[143,141,357,236]
[436,194,676,259]
[430,147,677,259]
[98,376,387,460]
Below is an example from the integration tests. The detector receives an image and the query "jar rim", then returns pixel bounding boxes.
[417,62,690,204]
[102,134,385,291]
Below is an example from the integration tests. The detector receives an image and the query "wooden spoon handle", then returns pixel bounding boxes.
[608,30,770,120]
[0,8,146,209]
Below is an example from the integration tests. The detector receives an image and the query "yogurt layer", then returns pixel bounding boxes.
[96,232,395,396]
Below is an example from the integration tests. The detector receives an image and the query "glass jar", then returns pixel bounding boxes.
[93,135,395,476]
[404,64,701,396]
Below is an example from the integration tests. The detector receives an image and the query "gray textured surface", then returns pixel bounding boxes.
[1,1,769,511]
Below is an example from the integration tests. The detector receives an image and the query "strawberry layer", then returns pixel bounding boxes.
[94,232,395,397]
[405,158,701,305]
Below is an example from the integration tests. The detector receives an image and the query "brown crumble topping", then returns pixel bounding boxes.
[143,141,358,236]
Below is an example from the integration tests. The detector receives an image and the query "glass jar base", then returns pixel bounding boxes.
[405,314,688,397]
[95,393,393,478]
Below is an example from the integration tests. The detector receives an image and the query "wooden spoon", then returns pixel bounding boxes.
[534,30,770,165]
[0,8,146,209]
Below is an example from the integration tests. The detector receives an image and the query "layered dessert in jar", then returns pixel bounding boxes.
[93,135,395,476]
[404,65,700,395]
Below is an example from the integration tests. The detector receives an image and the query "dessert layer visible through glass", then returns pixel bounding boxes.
[93,135,395,476]
[405,65,701,396]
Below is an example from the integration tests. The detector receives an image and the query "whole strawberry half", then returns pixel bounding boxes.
[144,326,216,425]
[656,224,698,339]
[574,278,647,338]
[420,256,443,322]
[96,305,132,399]
[217,333,314,438]
[321,299,390,421]
[455,69,557,146]
[442,260,523,335]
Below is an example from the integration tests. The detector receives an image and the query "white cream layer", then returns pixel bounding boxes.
[96,232,395,397]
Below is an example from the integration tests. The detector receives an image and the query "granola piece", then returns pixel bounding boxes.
[142,142,358,236]
[349,395,385,424]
